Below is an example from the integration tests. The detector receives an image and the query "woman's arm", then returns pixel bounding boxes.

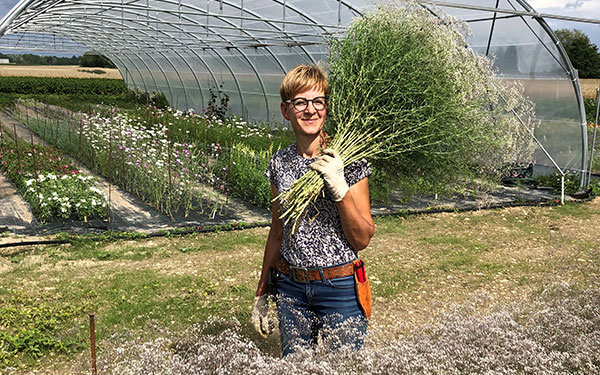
[256,184,284,297]
[336,177,374,251]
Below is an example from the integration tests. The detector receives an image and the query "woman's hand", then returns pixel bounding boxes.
[253,184,283,336]
[251,295,273,338]
[311,149,374,250]
[310,148,349,202]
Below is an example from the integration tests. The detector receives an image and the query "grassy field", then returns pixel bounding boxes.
[581,78,600,99]
[0,66,595,99]
[0,65,122,80]
[1,199,599,373]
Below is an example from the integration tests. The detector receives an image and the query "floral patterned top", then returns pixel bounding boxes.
[265,144,372,268]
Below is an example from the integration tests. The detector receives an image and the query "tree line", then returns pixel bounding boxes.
[555,28,600,79]
[0,53,116,68]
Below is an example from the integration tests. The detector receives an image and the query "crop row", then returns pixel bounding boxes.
[0,76,127,95]
[0,133,108,223]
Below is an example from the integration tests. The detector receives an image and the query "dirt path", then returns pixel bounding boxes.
[0,109,271,237]
[0,174,34,232]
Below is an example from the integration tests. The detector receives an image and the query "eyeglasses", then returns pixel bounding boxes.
[286,96,328,112]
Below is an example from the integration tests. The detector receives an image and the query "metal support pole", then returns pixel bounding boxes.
[587,87,600,185]
[496,88,565,204]
[561,175,565,205]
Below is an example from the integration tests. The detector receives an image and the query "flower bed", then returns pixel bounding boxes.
[18,101,292,213]
[0,138,108,222]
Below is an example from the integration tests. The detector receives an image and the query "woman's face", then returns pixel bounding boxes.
[280,86,327,138]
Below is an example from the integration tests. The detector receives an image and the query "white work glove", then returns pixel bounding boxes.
[251,295,273,338]
[310,148,349,202]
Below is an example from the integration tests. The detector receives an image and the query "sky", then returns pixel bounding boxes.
[0,0,598,52]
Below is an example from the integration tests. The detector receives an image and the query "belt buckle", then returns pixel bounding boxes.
[291,267,310,283]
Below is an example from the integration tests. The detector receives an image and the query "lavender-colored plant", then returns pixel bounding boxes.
[77,283,599,375]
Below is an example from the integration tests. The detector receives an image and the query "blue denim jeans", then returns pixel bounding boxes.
[275,268,367,356]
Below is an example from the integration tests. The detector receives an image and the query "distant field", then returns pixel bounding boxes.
[0,64,122,80]
[0,65,596,100]
[580,78,600,99]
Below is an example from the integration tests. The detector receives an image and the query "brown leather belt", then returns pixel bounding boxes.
[275,258,355,283]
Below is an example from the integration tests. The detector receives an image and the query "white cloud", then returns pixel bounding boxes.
[528,0,600,16]
[527,0,600,47]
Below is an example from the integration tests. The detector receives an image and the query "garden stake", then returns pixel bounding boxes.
[42,109,47,140]
[226,123,232,206]
[68,111,73,151]
[55,115,59,147]
[167,128,175,221]
[108,127,113,223]
[31,134,41,211]
[119,116,124,190]
[78,116,83,161]
[13,123,20,174]
[89,312,97,375]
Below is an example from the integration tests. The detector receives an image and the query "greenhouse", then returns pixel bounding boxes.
[0,0,589,179]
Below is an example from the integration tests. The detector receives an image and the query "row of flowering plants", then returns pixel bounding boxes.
[0,137,108,223]
[16,100,293,215]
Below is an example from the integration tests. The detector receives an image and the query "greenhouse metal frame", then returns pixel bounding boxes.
[0,0,593,179]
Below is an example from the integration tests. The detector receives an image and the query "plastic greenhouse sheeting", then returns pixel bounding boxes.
[0,0,588,176]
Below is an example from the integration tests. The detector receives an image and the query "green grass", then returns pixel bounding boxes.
[1,201,600,372]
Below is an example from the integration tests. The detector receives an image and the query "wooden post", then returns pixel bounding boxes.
[88,312,97,375]
[31,134,41,212]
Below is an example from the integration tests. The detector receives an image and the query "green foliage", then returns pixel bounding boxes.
[79,53,116,69]
[0,91,148,113]
[280,3,539,224]
[531,172,596,196]
[556,28,600,78]
[0,76,126,95]
[205,86,230,121]
[0,138,75,183]
[0,291,83,367]
[327,4,537,184]
[0,94,17,110]
[0,138,108,222]
[217,143,272,209]
[368,167,392,204]
[150,90,170,110]
[585,98,598,124]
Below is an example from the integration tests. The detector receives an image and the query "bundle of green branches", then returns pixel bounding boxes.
[279,2,537,228]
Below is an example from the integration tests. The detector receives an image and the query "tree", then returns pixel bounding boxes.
[80,53,116,68]
[555,28,600,78]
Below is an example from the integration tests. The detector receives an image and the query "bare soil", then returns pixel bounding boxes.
[0,65,123,80]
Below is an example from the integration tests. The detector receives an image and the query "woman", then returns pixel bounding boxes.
[252,64,374,356]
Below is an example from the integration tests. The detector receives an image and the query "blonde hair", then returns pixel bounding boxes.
[280,65,329,102]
